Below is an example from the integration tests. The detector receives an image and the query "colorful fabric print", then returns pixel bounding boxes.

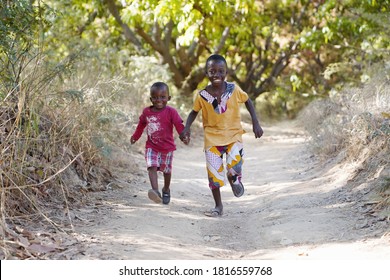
[205,142,244,189]
[199,82,235,114]
[145,148,174,173]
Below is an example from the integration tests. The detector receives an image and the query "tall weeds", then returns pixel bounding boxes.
[0,47,174,259]
[1,0,176,259]
[299,66,390,215]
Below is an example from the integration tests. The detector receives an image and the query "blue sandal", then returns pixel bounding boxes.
[204,208,223,217]
[162,190,170,204]
[227,174,245,197]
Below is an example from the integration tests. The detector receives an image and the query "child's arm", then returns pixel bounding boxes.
[172,110,189,145]
[130,116,147,144]
[179,110,198,142]
[245,99,263,138]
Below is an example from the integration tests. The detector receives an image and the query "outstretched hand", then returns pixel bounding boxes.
[244,99,263,139]
[253,122,264,138]
[130,136,137,145]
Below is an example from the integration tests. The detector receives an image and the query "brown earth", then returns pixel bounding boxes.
[45,121,390,260]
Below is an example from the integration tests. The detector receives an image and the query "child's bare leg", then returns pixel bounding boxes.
[205,147,224,215]
[162,172,171,204]
[211,188,223,213]
[147,167,162,203]
[148,167,159,191]
[162,172,171,193]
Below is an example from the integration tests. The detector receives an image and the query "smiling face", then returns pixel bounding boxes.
[206,59,227,87]
[150,85,170,111]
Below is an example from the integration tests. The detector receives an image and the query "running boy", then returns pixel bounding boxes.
[180,54,263,217]
[131,82,189,204]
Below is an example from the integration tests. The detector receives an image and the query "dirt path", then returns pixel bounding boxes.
[71,122,390,260]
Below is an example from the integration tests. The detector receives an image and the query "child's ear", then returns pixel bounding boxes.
[168,96,171,101]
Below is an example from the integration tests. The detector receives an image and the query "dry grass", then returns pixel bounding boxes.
[0,65,106,259]
[298,68,390,217]
[297,98,344,156]
[0,51,177,259]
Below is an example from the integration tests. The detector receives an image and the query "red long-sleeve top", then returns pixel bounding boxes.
[131,106,185,153]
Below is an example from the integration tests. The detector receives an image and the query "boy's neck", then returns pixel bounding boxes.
[207,81,226,94]
[150,105,166,112]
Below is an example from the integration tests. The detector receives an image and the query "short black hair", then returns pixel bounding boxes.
[150,82,169,95]
[205,54,227,71]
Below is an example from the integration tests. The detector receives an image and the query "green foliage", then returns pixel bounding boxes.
[7,0,390,119]
[303,0,390,87]
[115,0,259,95]
[42,0,131,76]
[0,0,48,96]
[38,0,389,117]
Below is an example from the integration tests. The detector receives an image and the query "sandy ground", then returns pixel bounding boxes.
[68,121,390,260]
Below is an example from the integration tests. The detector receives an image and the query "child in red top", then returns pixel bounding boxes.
[131,82,189,204]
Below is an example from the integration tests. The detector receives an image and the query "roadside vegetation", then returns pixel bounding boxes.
[299,68,389,219]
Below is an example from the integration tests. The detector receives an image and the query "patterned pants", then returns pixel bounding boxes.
[145,148,173,174]
[205,142,244,189]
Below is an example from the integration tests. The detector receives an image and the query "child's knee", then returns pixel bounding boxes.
[147,166,158,172]
[208,177,224,189]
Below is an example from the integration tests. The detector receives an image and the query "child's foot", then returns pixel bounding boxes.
[148,189,162,203]
[162,190,170,205]
[204,207,223,217]
[227,173,244,197]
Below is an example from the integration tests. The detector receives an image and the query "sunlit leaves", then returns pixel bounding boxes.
[19,0,390,116]
[120,0,252,48]
[290,74,302,92]
[0,0,51,95]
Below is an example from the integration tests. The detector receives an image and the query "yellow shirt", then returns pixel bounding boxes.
[193,82,249,148]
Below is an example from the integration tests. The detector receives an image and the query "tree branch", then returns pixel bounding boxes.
[214,27,230,54]
[77,11,98,36]
[103,0,143,52]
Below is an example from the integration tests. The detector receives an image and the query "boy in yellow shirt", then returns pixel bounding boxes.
[180,54,263,217]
